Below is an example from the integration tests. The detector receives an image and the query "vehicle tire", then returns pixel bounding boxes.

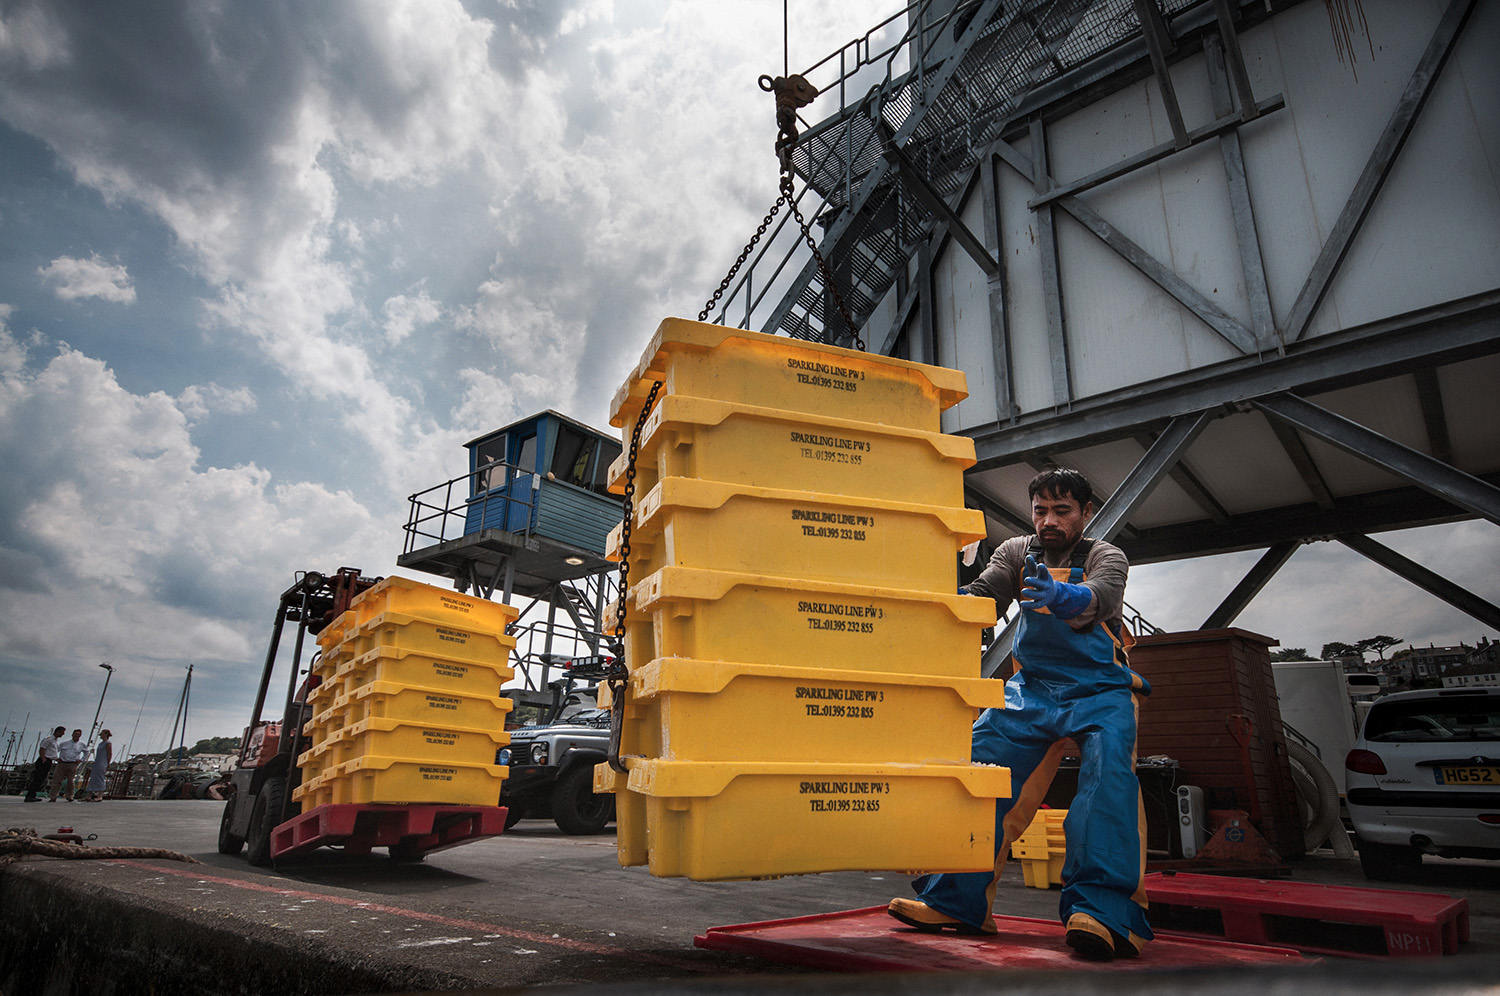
[217,798,245,856]
[245,776,286,867]
[1357,837,1421,881]
[550,765,613,835]
[503,804,525,830]
[389,839,427,863]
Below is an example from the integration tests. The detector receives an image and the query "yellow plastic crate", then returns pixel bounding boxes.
[325,754,505,806]
[605,393,975,504]
[295,736,345,785]
[336,645,514,698]
[339,716,508,767]
[349,575,519,633]
[618,658,1005,764]
[335,679,512,731]
[607,478,984,593]
[598,759,1010,880]
[345,610,516,663]
[291,771,333,808]
[305,672,344,710]
[611,318,968,435]
[316,609,355,655]
[626,567,996,677]
[1020,854,1065,889]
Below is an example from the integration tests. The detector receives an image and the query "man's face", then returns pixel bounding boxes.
[1031,490,1093,554]
[71,730,82,741]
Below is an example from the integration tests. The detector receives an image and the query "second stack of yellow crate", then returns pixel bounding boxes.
[294,577,517,810]
[1013,808,1068,889]
[596,318,1010,880]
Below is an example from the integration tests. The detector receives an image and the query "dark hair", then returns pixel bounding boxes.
[1027,468,1094,508]
[53,726,66,735]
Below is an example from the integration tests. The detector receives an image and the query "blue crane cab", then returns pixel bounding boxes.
[399,411,624,599]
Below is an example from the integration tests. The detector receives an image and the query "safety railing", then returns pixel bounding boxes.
[403,460,538,555]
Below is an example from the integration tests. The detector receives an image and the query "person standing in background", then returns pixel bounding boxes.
[85,730,113,802]
[50,729,87,802]
[24,726,65,803]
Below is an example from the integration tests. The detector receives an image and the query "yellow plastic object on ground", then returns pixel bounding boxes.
[1013,808,1068,889]
[335,645,514,697]
[349,575,519,633]
[325,754,505,807]
[618,658,1006,764]
[610,318,968,435]
[624,566,996,676]
[345,610,516,663]
[337,715,508,768]
[606,478,984,592]
[595,759,1010,880]
[606,393,976,503]
[334,679,512,731]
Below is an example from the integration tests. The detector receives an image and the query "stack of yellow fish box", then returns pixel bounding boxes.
[595,317,1010,880]
[294,577,517,810]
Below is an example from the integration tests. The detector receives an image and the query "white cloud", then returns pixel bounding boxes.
[381,290,442,343]
[37,253,136,303]
[177,382,257,420]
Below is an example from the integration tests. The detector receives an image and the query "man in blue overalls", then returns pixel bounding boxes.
[888,469,1152,962]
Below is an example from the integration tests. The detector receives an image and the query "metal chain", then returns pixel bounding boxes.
[606,377,662,772]
[699,195,786,323]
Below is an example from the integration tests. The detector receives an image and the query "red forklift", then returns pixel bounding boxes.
[218,568,508,864]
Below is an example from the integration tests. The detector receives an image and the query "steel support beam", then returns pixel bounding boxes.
[1205,34,1278,353]
[1211,0,1260,121]
[1134,431,1229,524]
[1133,0,1189,148]
[1267,418,1337,510]
[1200,540,1301,629]
[979,153,1017,424]
[1284,0,1476,342]
[1030,119,1072,408]
[966,293,1500,470]
[917,239,938,367]
[883,143,998,276]
[1414,368,1454,465]
[1337,533,1500,632]
[1254,393,1500,527]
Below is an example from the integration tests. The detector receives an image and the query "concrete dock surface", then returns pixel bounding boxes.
[3,795,1500,995]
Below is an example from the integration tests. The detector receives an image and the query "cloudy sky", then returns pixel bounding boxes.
[0,1,1494,762]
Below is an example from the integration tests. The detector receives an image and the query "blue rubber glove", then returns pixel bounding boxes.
[1019,554,1093,619]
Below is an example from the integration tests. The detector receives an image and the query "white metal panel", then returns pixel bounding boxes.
[937,195,1001,433]
[1293,377,1431,496]
[1439,353,1500,473]
[1317,1,1500,337]
[967,463,1039,541]
[1061,438,1208,530]
[1184,411,1320,515]
[996,131,1063,417]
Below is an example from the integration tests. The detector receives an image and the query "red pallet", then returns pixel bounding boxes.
[1146,872,1469,959]
[695,907,1312,972]
[270,803,508,859]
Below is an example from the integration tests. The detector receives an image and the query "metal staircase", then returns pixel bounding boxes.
[716,0,1195,347]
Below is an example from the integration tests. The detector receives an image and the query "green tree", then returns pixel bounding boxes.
[1270,648,1312,662]
[1356,635,1402,661]
[1321,641,1362,661]
[188,735,240,755]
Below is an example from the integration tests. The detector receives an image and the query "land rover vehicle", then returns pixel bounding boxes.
[1345,687,1500,879]
[499,661,615,834]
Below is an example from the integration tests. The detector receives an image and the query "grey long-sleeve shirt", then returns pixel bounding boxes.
[965,535,1129,633]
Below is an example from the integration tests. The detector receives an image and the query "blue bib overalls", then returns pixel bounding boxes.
[912,549,1154,943]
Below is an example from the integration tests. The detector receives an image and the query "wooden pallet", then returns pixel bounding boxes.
[1146,871,1468,959]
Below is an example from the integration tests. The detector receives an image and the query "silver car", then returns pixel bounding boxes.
[1345,687,1500,879]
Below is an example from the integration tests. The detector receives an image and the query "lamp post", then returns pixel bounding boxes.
[88,662,114,748]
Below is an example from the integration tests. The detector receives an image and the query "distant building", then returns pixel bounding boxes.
[1395,643,1471,682]
[1441,638,1500,688]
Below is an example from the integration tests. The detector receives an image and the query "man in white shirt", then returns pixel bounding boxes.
[24,726,65,802]
[50,729,87,802]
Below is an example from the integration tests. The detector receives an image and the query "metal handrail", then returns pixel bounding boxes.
[403,460,538,554]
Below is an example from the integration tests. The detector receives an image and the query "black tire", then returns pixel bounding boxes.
[245,776,286,867]
[550,765,613,835]
[1358,837,1421,881]
[217,798,245,856]
[503,804,525,830]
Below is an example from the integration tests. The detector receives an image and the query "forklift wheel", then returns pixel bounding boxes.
[503,805,524,830]
[245,776,286,867]
[217,798,245,856]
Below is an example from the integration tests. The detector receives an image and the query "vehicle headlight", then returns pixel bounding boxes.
[496,747,511,765]
[530,742,550,765]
